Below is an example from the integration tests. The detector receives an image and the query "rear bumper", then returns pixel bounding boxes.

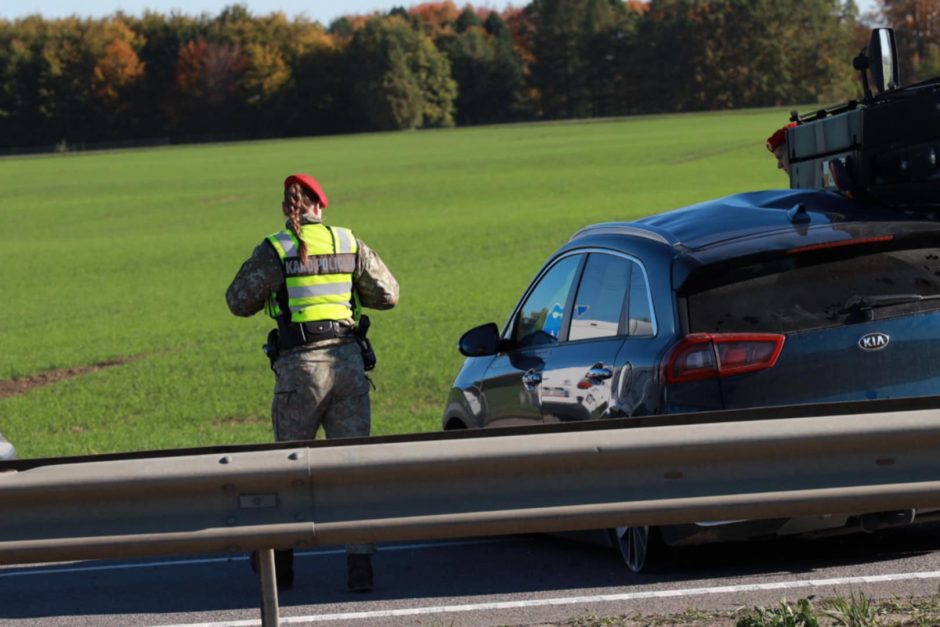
[660,518,791,547]
[659,508,936,547]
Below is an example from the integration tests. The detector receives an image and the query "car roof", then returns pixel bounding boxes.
[570,189,940,261]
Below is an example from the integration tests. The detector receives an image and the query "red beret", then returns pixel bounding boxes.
[284,173,328,208]
[766,123,797,152]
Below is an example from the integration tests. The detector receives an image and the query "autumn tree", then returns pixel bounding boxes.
[345,15,456,131]
[175,38,248,136]
[34,17,96,145]
[0,17,56,146]
[484,11,530,120]
[580,0,640,117]
[85,19,147,141]
[93,39,145,103]
[130,11,208,138]
[879,0,940,83]
[437,9,528,124]
[0,16,146,146]
[456,5,482,31]
[527,0,637,119]
[528,0,587,118]
[410,2,461,39]
[632,0,858,113]
[0,1,877,150]
[285,23,346,135]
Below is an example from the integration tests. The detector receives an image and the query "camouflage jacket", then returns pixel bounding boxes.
[225,217,399,321]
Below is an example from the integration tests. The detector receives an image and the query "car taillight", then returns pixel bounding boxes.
[663,333,786,384]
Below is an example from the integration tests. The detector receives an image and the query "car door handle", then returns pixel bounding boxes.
[522,370,542,387]
[586,364,613,381]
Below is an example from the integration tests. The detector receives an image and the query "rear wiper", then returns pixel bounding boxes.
[841,294,940,319]
[857,294,940,310]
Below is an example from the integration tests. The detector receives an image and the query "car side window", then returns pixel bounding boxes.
[628,261,655,337]
[513,255,582,347]
[569,253,631,341]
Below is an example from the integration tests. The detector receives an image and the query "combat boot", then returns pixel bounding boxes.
[346,553,373,592]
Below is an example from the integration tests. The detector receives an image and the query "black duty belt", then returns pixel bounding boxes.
[277,320,354,349]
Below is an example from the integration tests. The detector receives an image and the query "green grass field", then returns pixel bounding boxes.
[0,109,794,458]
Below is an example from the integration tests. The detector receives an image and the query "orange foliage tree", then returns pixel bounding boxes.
[93,39,145,103]
[410,2,462,38]
[176,39,246,105]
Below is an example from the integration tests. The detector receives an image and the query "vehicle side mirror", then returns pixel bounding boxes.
[868,28,900,93]
[458,323,503,357]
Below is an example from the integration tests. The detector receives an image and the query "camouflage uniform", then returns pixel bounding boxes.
[271,342,371,441]
[226,215,399,555]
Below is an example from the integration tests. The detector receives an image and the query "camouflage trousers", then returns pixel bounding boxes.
[272,339,374,555]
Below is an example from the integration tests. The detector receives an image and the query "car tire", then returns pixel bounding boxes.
[610,525,666,573]
[443,413,468,430]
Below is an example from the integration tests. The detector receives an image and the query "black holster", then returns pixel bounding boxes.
[356,315,377,371]
[263,329,279,371]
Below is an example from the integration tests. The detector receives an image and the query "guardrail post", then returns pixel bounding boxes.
[257,549,280,627]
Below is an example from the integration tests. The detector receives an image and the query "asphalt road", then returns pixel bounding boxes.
[3,524,940,627]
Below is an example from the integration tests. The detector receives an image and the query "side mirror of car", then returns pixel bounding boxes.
[0,431,15,461]
[458,322,503,357]
[868,28,900,93]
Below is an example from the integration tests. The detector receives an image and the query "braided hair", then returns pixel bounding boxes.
[282,182,318,264]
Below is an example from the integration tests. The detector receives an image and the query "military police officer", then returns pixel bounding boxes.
[226,173,399,591]
[766,122,797,175]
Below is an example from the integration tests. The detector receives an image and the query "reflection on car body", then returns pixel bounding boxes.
[0,431,15,461]
[443,188,940,571]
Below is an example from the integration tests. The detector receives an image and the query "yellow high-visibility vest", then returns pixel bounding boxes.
[265,223,359,323]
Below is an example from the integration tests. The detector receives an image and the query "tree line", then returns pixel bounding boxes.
[0,0,935,150]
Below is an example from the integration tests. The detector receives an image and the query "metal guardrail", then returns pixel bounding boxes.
[4,407,940,562]
[3,402,940,624]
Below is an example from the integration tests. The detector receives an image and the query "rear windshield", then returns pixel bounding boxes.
[686,245,940,334]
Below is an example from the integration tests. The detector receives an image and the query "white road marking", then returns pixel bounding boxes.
[149,570,940,627]
[0,538,524,578]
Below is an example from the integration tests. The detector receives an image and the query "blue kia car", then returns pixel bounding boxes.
[443,188,940,571]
